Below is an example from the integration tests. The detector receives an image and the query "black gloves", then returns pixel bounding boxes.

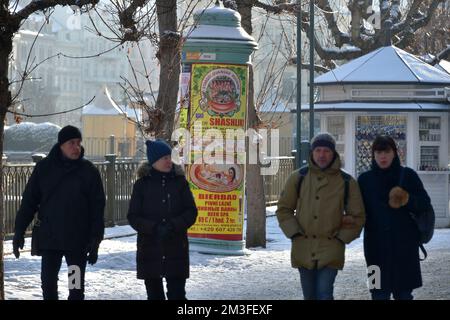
[156,221,175,242]
[13,234,25,259]
[86,239,101,265]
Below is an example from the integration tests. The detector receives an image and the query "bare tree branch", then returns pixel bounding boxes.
[8,96,95,117]
[394,0,445,49]
[12,0,99,31]
[316,0,350,48]
[253,0,307,15]
[393,0,445,34]
[289,57,330,73]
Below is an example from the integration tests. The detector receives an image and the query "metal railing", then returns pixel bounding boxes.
[262,157,295,206]
[2,155,143,236]
[3,164,35,235]
[2,156,295,235]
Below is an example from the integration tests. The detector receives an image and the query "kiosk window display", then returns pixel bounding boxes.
[419,116,441,142]
[418,116,445,171]
[420,146,439,170]
[355,115,407,176]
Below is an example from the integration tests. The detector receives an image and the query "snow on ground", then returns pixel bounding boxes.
[4,207,450,300]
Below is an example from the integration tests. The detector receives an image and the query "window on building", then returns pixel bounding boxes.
[281,75,295,103]
[327,115,345,166]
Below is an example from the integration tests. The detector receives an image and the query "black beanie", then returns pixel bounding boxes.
[311,132,336,152]
[58,125,82,145]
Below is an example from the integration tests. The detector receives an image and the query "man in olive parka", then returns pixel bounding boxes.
[276,132,365,300]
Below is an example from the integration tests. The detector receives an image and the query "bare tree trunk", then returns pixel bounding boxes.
[0,30,13,301]
[349,1,362,42]
[236,0,266,248]
[245,67,267,248]
[0,108,6,301]
[155,0,181,140]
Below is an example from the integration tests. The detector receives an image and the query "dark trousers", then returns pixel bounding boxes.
[371,289,414,300]
[144,278,186,300]
[41,250,87,300]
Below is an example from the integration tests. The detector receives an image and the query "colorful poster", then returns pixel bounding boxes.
[189,64,247,131]
[178,71,191,129]
[187,63,248,241]
[187,163,244,240]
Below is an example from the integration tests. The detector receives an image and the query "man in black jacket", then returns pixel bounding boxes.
[13,125,106,300]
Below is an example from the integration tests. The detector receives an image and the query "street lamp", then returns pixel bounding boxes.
[296,0,302,169]
[308,0,314,140]
[296,0,315,169]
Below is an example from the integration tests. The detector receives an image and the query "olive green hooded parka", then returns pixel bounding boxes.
[276,154,365,270]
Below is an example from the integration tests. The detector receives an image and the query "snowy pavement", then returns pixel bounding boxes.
[4,207,450,300]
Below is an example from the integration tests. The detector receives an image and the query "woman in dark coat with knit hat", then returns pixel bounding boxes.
[127,139,198,300]
[358,135,431,300]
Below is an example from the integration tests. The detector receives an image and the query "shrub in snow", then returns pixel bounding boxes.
[4,122,61,152]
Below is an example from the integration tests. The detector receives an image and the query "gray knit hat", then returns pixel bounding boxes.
[311,132,336,152]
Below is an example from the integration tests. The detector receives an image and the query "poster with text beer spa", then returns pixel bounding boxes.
[187,63,248,241]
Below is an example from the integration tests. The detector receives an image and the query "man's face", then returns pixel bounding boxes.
[60,138,82,160]
[312,146,334,169]
[152,155,173,173]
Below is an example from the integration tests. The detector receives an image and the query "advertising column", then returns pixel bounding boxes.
[180,4,257,254]
[187,64,247,245]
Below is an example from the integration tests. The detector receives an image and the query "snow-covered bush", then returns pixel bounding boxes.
[4,122,61,152]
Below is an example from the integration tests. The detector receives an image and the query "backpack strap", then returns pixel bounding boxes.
[398,166,406,188]
[340,170,351,212]
[400,166,429,261]
[419,244,428,261]
[296,166,309,197]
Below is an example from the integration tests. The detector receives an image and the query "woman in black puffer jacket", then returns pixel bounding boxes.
[127,139,198,300]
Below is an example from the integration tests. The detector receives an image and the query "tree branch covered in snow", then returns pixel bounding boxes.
[314,37,363,61]
[222,0,238,10]
[117,0,147,42]
[288,57,331,73]
[253,0,307,15]
[316,0,351,48]
[11,0,99,31]
[250,0,448,64]
[393,0,444,50]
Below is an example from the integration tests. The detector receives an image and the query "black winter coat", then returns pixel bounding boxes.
[358,157,431,292]
[14,144,106,251]
[127,163,198,279]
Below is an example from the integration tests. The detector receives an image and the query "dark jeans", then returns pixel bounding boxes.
[41,250,87,300]
[145,278,186,300]
[371,289,414,300]
[298,266,338,300]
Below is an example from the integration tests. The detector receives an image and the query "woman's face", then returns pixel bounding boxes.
[152,155,173,173]
[374,148,395,169]
[227,168,235,182]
